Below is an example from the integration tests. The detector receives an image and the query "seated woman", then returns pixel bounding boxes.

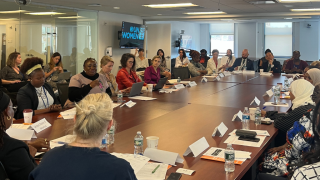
[0,52,27,92]
[116,53,147,90]
[305,68,320,87]
[188,50,207,77]
[175,49,190,68]
[284,51,308,74]
[29,93,137,180]
[199,49,210,68]
[16,58,61,119]
[206,49,221,74]
[43,52,66,91]
[220,49,236,70]
[134,48,149,71]
[99,56,130,96]
[68,58,110,103]
[157,49,171,79]
[261,52,281,73]
[144,56,161,86]
[0,90,50,180]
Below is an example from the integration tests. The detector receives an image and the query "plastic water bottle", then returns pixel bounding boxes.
[255,107,261,125]
[100,133,108,149]
[134,131,144,157]
[242,107,250,130]
[284,77,290,91]
[224,144,235,173]
[107,125,115,145]
[117,91,123,103]
[273,85,281,105]
[177,77,181,83]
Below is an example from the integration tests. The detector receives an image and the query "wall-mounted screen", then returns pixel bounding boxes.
[119,21,145,49]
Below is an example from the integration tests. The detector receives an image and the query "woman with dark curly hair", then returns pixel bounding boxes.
[16,57,61,119]
[188,50,207,77]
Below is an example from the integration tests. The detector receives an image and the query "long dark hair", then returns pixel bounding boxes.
[49,52,63,70]
[178,49,186,59]
[120,53,136,70]
[157,49,165,62]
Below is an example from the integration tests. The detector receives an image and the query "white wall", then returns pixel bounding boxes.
[236,23,257,58]
[298,21,319,61]
[200,24,210,53]
[98,11,143,75]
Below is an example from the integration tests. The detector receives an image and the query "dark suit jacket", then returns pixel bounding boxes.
[199,56,210,68]
[16,82,59,119]
[261,60,281,73]
[228,58,254,71]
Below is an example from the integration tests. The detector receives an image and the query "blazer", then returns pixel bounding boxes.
[228,58,254,71]
[144,66,161,84]
[16,82,59,119]
[261,60,281,73]
[116,68,146,90]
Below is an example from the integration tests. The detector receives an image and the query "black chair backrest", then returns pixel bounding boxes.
[0,161,10,180]
[173,67,190,80]
[57,83,69,106]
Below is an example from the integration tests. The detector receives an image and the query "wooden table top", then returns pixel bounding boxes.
[14,72,289,180]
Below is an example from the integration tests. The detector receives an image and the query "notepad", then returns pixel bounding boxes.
[201,147,252,165]
[111,153,150,174]
[129,96,157,101]
[136,163,168,180]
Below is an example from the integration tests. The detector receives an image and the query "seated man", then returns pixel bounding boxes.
[228,49,254,71]
[258,49,271,70]
[284,51,308,74]
[261,52,281,73]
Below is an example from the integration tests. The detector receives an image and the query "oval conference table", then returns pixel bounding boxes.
[14,72,293,180]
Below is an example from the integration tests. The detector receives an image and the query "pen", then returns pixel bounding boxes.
[51,141,66,144]
[152,165,160,174]
[262,106,266,110]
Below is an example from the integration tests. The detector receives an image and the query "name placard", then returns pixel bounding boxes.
[189,81,197,87]
[174,84,185,89]
[31,118,51,133]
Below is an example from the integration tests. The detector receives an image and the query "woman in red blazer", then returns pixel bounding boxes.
[116,53,146,90]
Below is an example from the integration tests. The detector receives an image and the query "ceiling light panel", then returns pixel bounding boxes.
[143,3,198,8]
[184,11,226,15]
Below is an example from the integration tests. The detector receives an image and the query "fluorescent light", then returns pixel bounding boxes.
[88,4,101,7]
[291,8,320,11]
[279,0,320,2]
[113,7,120,9]
[0,18,19,20]
[185,11,226,15]
[284,18,293,19]
[57,16,82,19]
[143,3,197,8]
[157,14,162,15]
[0,10,26,13]
[220,19,233,20]
[26,12,66,15]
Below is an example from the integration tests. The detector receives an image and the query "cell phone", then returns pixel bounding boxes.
[167,173,182,180]
[261,121,272,125]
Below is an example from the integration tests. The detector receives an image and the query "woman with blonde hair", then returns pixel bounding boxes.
[29,93,137,180]
[144,55,162,85]
[43,52,65,91]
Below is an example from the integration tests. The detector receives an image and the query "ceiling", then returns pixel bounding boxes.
[2,0,320,21]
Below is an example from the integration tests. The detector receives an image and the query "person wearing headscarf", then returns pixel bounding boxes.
[306,68,320,105]
[188,50,207,77]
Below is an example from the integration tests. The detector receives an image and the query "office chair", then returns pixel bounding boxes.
[173,67,190,79]
[57,83,69,106]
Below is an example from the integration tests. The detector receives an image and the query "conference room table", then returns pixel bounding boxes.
[15,72,293,180]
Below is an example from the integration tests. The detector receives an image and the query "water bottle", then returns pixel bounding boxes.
[134,131,144,157]
[224,144,235,173]
[100,133,108,149]
[177,77,181,83]
[117,91,123,103]
[255,107,261,125]
[107,124,115,145]
[242,107,250,130]
[284,77,290,91]
[273,85,281,105]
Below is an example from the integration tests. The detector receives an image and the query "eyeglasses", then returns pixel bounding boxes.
[128,61,134,64]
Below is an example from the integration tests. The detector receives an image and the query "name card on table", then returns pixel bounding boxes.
[260,72,272,76]
[174,84,185,89]
[224,71,232,76]
[183,137,210,157]
[219,73,225,78]
[6,128,37,140]
[216,76,221,81]
[31,118,51,133]
[232,111,243,121]
[250,96,261,106]
[212,122,228,137]
[201,77,208,83]
[176,168,195,176]
[120,100,136,108]
[263,89,273,97]
[189,81,197,87]
[144,148,184,165]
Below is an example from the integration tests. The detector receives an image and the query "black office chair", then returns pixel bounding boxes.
[0,162,10,180]
[173,67,190,80]
[57,83,69,106]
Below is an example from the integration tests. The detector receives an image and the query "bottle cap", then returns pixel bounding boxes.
[137,131,141,135]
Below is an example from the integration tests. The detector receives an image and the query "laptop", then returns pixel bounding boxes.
[153,78,168,91]
[57,72,71,81]
[123,81,144,97]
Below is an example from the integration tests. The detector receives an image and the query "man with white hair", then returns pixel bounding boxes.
[228,49,254,71]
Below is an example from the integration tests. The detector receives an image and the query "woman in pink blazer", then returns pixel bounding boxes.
[144,56,161,86]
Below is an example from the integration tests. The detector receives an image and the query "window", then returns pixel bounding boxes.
[265,22,292,57]
[210,35,234,55]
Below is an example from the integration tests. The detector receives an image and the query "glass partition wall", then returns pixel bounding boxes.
[0,0,98,75]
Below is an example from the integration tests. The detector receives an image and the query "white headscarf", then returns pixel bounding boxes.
[307,68,320,86]
[290,79,315,110]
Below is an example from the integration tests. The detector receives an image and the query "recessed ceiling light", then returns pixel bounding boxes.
[284,18,293,19]
[249,1,275,4]
[220,19,233,20]
[291,8,320,11]
[184,11,226,15]
[0,10,26,13]
[57,16,82,19]
[157,14,162,15]
[88,4,102,7]
[143,3,197,8]
[113,7,120,9]
[26,12,66,15]
[279,0,320,2]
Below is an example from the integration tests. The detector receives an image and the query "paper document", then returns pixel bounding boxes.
[111,153,150,174]
[6,128,36,140]
[10,124,31,130]
[228,129,270,136]
[50,134,76,149]
[136,163,168,180]
[201,147,252,164]
[264,102,289,107]
[60,107,76,119]
[129,96,157,101]
[224,135,266,147]
[202,75,217,78]
[112,103,121,108]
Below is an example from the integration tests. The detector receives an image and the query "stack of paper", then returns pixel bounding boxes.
[168,79,190,84]
[263,102,289,107]
[224,129,270,147]
[50,134,76,149]
[129,96,157,101]
[10,124,32,130]
[201,147,251,164]
[111,153,150,174]
[60,107,76,119]
[6,128,37,140]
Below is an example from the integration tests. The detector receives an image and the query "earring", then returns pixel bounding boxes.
[7,116,11,120]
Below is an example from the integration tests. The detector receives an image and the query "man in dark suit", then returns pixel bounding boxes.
[228,49,254,71]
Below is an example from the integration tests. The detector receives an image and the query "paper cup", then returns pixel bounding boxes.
[23,109,33,124]
[147,84,153,92]
[249,108,256,121]
[260,69,263,73]
[146,136,159,149]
